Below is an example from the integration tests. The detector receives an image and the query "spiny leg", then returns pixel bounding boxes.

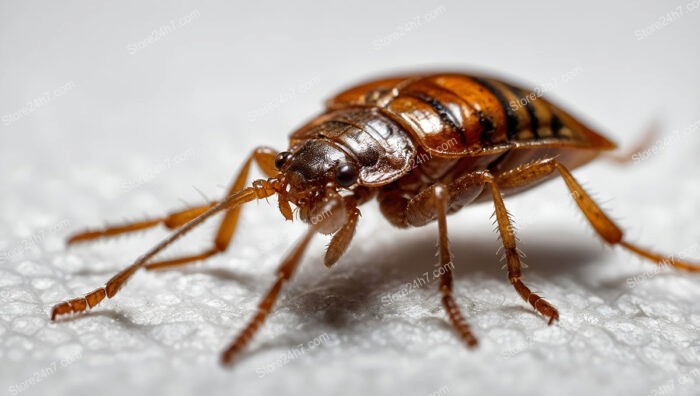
[219,192,350,364]
[220,225,316,365]
[392,169,559,324]
[402,182,480,345]
[140,147,279,271]
[433,184,478,346]
[486,175,560,324]
[554,163,700,271]
[51,179,279,320]
[494,158,700,271]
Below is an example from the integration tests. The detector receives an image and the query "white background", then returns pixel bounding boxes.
[1,1,699,395]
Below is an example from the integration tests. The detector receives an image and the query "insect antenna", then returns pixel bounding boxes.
[92,179,281,301]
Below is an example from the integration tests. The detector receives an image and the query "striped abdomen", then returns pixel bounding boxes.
[327,73,616,157]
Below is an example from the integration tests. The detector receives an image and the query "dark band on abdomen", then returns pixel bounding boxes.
[407,91,468,146]
[472,77,519,140]
[509,85,540,139]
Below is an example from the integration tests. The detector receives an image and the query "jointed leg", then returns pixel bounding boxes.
[324,206,360,268]
[143,146,279,270]
[486,177,560,324]
[404,183,479,345]
[213,148,278,252]
[220,226,316,364]
[220,191,348,364]
[495,158,700,271]
[323,187,376,268]
[603,123,657,164]
[405,170,560,325]
[69,147,277,241]
[434,184,478,346]
[69,147,279,271]
[554,164,700,271]
[51,177,280,320]
[67,203,217,245]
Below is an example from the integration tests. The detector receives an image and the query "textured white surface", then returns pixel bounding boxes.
[1,1,700,396]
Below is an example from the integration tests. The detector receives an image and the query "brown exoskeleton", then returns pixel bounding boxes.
[52,72,700,364]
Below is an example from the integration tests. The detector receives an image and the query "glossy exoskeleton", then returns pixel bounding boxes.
[52,72,700,364]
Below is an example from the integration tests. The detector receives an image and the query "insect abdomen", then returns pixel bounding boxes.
[328,73,617,157]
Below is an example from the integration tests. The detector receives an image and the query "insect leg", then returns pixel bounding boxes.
[67,203,217,244]
[405,171,487,227]
[602,122,658,164]
[66,147,278,250]
[220,225,316,365]
[405,168,559,324]
[432,184,479,346]
[494,158,700,271]
[324,205,361,268]
[378,189,411,228]
[143,147,279,270]
[51,180,278,320]
[220,189,349,364]
[403,182,481,345]
[484,174,561,325]
[323,187,378,267]
[552,163,700,271]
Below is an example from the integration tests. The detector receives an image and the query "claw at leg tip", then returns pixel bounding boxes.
[220,354,233,366]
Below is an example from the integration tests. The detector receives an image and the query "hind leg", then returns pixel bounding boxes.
[494,158,700,271]
[602,122,658,164]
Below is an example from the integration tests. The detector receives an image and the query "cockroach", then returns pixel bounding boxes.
[51,72,700,364]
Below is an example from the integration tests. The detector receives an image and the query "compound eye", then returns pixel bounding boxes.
[274,152,293,170]
[335,164,358,187]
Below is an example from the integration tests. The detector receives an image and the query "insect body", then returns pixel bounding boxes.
[52,72,700,364]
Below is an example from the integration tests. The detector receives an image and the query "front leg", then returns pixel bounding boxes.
[324,187,375,268]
